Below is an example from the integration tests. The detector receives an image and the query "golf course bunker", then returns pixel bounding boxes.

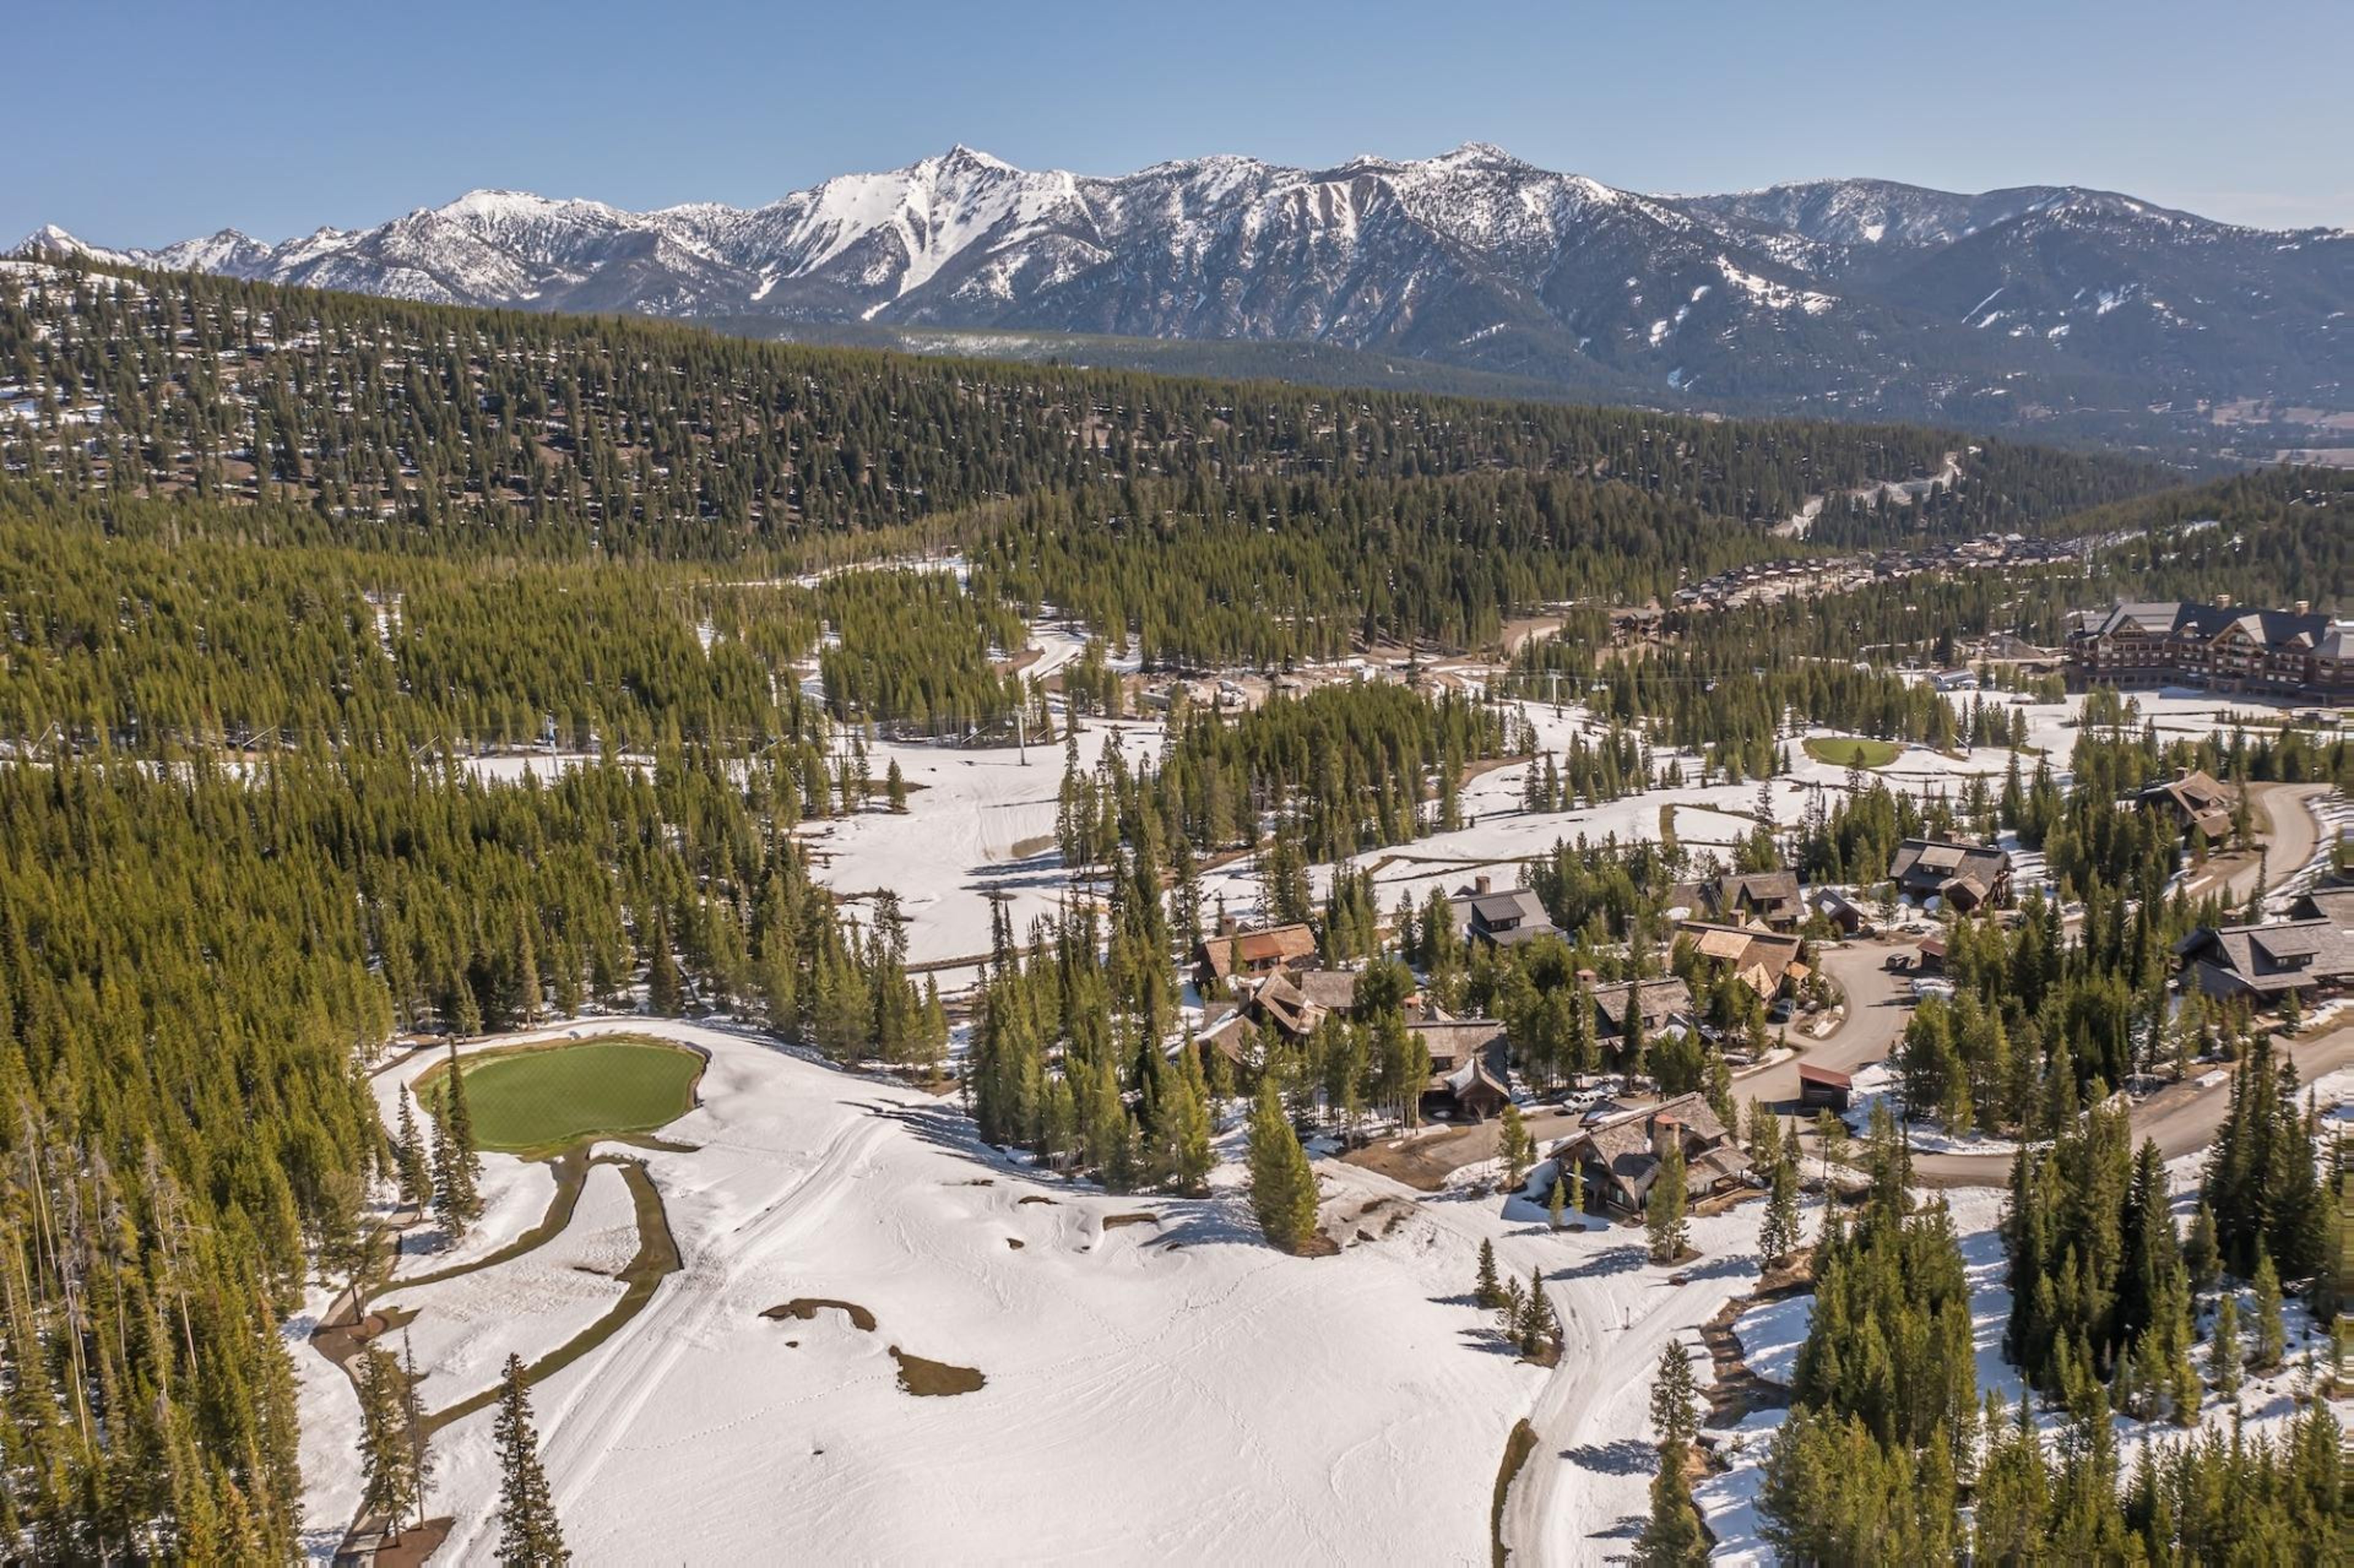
[889,1346,986,1396]
[763,1298,878,1333]
[419,1037,704,1152]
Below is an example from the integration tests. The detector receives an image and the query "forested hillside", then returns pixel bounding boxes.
[0,259,2337,1555]
[1,260,2169,560]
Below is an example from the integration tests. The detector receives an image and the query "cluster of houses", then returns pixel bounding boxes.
[1188,856,1892,1136]
[2068,597,2354,702]
[1669,533,2079,616]
[2123,769,2354,1016]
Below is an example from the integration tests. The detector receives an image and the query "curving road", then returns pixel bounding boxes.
[1911,1019,2354,1186]
[1753,781,2344,1187]
[2186,781,2333,908]
[1739,937,1919,1108]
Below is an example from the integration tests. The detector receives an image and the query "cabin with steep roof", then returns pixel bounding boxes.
[1889,838,2012,913]
[1550,1093,1750,1215]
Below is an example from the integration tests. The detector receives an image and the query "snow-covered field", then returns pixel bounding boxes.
[796,675,2339,983]
[806,718,1165,972]
[302,1018,1797,1563]
[375,1163,636,1413]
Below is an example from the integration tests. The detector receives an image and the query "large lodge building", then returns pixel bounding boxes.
[2068,598,2353,702]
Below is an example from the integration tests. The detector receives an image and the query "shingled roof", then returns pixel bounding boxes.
[1551,1092,1746,1205]
[2089,600,2337,650]
[1890,838,2011,907]
[2138,769,2236,839]
[2176,916,2354,1000]
[1195,923,1319,982]
[1590,976,1694,1035]
[1677,921,1805,996]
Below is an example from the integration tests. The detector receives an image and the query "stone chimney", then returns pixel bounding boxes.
[2295,599,2311,615]
[1474,875,1493,896]
[2215,593,2233,609]
[1651,1113,1682,1162]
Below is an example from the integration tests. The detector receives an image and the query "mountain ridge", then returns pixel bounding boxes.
[19,144,2350,451]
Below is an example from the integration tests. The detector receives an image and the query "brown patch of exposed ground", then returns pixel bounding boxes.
[763,1298,878,1333]
[367,1517,454,1568]
[889,1346,986,1396]
[1339,1107,1586,1192]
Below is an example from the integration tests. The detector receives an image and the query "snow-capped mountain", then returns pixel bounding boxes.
[18,146,2350,433]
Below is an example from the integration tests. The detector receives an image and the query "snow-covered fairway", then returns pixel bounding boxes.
[297,1019,1786,1562]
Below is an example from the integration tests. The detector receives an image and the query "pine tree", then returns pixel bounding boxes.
[1159,1037,1215,1195]
[1246,1081,1319,1254]
[1649,1341,1700,1450]
[1760,1146,1801,1266]
[885,758,908,814]
[432,1048,484,1237]
[1635,1439,1708,1566]
[646,915,685,1016]
[1498,1101,1534,1191]
[1647,1140,1689,1264]
[2184,1201,2221,1292]
[1475,1238,1503,1308]
[1516,1267,1559,1361]
[357,1344,421,1538]
[2252,1246,2285,1371]
[400,1331,433,1535]
[493,1354,569,1566]
[394,1086,433,1211]
[1548,1173,1567,1233]
[2211,1292,2242,1399]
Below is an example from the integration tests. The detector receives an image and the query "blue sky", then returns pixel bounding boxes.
[15,1,2350,245]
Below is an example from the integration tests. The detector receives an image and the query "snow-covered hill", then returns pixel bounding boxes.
[20,146,2350,434]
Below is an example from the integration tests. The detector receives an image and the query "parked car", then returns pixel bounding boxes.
[1910,976,1955,1001]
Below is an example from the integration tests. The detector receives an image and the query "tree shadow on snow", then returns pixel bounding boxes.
[1560,1243,1647,1279]
[1455,1325,1525,1358]
[1679,1252,1761,1282]
[1561,1437,1656,1475]
[1148,1193,1268,1252]
[964,862,1074,895]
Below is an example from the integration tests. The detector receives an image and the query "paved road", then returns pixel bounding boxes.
[2186,781,2332,907]
[2249,782,2332,902]
[1739,936,1921,1108]
[1911,1020,2354,1186]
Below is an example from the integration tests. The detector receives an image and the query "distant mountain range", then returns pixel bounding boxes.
[20,144,2352,455]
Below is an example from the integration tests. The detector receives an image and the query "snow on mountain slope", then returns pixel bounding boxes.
[19,147,2348,427]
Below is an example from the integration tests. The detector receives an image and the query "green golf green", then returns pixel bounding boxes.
[421,1038,703,1152]
[1802,736,1902,769]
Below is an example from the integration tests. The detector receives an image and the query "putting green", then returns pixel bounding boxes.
[1802,736,1902,769]
[421,1038,702,1152]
